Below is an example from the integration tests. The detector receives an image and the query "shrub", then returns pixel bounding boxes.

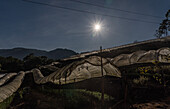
[133,76,149,85]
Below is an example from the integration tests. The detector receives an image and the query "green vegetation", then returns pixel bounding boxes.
[18,87,29,99]
[0,87,28,109]
[40,88,94,108]
[77,89,114,101]
[41,88,114,101]
[0,94,15,109]
[133,76,149,85]
[120,60,170,88]
[37,87,114,109]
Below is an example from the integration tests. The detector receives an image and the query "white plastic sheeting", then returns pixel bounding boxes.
[111,54,131,67]
[32,56,121,85]
[0,74,6,78]
[0,73,17,86]
[0,71,25,103]
[111,47,170,67]
[158,48,170,62]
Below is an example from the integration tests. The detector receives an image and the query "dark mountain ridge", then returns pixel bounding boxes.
[0,47,77,60]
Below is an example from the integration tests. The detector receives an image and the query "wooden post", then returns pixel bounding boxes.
[124,70,128,109]
[124,76,127,109]
[100,46,104,77]
[100,46,104,108]
[59,72,61,85]
[59,73,61,93]
[74,78,76,89]
[65,72,67,84]
[161,68,166,96]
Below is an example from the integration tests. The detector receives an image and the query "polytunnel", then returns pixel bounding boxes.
[129,50,146,64]
[157,47,170,63]
[110,47,170,67]
[137,50,157,63]
[32,56,121,85]
[0,71,25,102]
[111,54,131,67]
[0,73,17,86]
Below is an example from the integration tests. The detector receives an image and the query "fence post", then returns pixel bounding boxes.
[65,70,67,84]
[124,70,128,109]
[100,46,104,108]
[59,73,61,93]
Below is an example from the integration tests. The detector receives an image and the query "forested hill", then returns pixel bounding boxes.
[0,47,77,60]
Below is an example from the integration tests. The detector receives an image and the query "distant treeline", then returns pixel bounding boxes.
[0,53,54,73]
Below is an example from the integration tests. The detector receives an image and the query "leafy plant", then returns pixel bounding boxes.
[133,76,149,85]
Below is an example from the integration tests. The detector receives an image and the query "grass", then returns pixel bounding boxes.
[41,87,114,101]
[76,89,114,101]
[38,88,89,108]
[38,87,115,109]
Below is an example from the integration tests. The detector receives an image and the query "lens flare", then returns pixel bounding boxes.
[88,17,106,37]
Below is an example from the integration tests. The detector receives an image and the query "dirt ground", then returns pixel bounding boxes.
[132,96,170,109]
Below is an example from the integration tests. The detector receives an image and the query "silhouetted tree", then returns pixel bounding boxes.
[23,53,54,70]
[166,9,170,31]
[23,53,34,62]
[0,56,24,72]
[0,53,54,72]
[155,9,170,38]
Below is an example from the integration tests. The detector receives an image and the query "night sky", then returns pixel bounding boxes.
[0,0,169,52]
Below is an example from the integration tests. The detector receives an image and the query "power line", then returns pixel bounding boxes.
[69,0,162,19]
[22,0,160,24]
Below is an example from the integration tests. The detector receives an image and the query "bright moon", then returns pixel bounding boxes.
[90,19,105,37]
[94,24,101,31]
